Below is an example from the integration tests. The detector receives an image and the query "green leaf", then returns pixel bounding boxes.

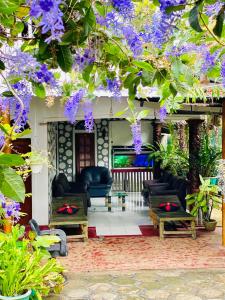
[133,61,153,72]
[213,10,224,37]
[56,46,73,72]
[0,167,25,202]
[82,64,94,82]
[189,2,203,32]
[32,82,46,99]
[137,110,149,119]
[2,91,13,97]
[0,0,21,14]
[11,22,24,35]
[0,153,25,166]
[0,60,5,70]
[165,4,185,14]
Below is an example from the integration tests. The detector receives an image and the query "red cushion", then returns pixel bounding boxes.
[57,204,79,215]
[159,202,180,212]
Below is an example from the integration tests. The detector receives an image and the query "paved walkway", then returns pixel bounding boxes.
[48,268,225,300]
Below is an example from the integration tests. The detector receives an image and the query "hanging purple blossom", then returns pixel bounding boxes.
[221,57,225,88]
[201,50,218,74]
[122,25,143,57]
[0,129,4,149]
[28,0,64,43]
[205,1,224,17]
[75,49,95,71]
[131,122,142,154]
[96,10,122,32]
[64,89,86,124]
[106,78,122,101]
[143,0,186,49]
[34,64,56,86]
[12,81,32,130]
[83,101,94,133]
[1,199,21,221]
[111,0,134,18]
[159,106,167,122]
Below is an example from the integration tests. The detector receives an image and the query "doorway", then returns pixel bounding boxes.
[75,133,95,176]
[12,138,32,225]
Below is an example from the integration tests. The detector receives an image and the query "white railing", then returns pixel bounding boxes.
[112,168,153,192]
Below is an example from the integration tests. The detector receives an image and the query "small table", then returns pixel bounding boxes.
[106,191,128,212]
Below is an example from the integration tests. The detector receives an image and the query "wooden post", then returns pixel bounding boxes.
[222,101,225,246]
[187,119,204,193]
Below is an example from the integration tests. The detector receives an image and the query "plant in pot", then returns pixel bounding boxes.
[186,176,222,231]
[0,225,65,299]
[23,151,49,174]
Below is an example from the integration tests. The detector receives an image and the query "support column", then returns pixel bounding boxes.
[152,120,162,179]
[222,101,225,246]
[176,121,187,151]
[187,119,204,193]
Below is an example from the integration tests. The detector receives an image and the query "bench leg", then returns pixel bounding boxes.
[159,220,164,240]
[191,220,196,240]
[81,224,88,242]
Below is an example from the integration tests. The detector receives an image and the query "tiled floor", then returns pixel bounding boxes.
[88,192,151,236]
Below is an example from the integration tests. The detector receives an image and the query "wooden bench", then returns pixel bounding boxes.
[149,195,196,240]
[49,195,88,241]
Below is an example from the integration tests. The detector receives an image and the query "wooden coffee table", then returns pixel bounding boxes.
[106,191,128,211]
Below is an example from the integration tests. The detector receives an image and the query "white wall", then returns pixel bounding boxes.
[110,120,153,146]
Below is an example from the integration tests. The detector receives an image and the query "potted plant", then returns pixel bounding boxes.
[186,176,222,231]
[0,225,64,299]
[23,151,49,174]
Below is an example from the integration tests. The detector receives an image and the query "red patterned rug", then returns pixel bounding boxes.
[58,227,225,272]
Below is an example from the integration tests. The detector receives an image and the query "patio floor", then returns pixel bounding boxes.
[49,268,225,300]
[58,227,225,272]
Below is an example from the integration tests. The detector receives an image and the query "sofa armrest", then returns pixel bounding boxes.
[69,182,88,193]
[150,189,178,196]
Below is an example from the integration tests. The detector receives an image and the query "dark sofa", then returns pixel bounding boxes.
[52,173,91,215]
[142,171,190,210]
[80,166,113,197]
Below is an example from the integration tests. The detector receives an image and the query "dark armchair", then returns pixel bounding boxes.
[80,166,113,197]
[52,173,91,214]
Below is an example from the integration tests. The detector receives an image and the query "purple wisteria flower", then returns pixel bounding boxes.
[122,25,143,57]
[106,78,122,101]
[28,0,64,43]
[1,198,21,222]
[201,50,218,73]
[205,1,224,17]
[83,101,94,133]
[0,130,4,149]
[64,89,86,124]
[143,0,186,49]
[34,64,56,86]
[111,0,134,18]
[221,57,225,88]
[96,11,121,31]
[131,122,142,154]
[75,49,95,71]
[159,106,167,122]
[12,81,32,130]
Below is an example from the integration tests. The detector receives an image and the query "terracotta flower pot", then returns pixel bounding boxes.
[0,290,31,300]
[203,219,217,231]
[3,217,13,234]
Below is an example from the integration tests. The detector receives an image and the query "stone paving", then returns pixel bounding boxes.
[48,268,225,300]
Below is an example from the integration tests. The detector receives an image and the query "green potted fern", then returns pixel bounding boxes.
[0,225,64,299]
[186,176,222,231]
